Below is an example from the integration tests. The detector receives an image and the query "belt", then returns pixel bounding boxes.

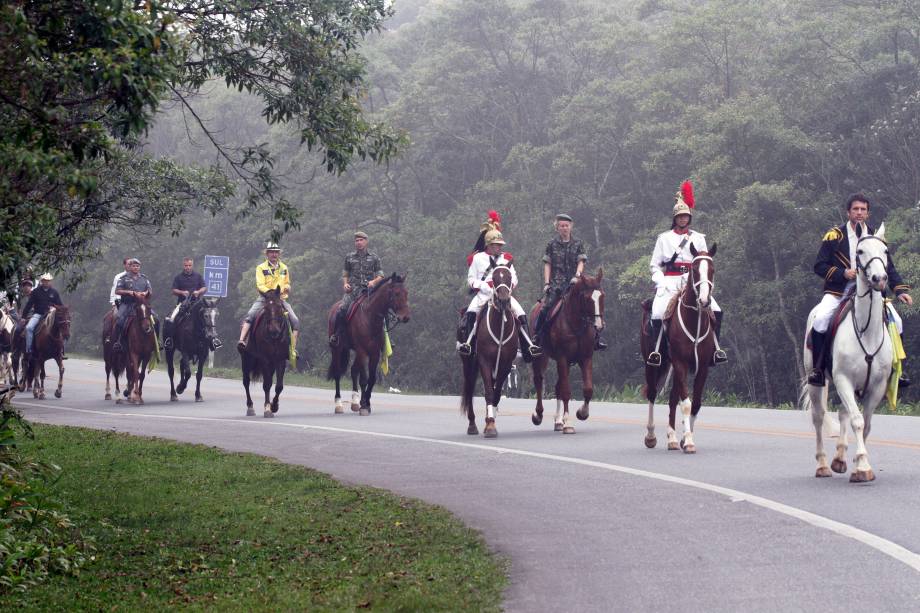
[663,261,692,276]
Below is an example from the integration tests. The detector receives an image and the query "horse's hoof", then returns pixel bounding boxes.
[850,469,875,483]
[831,459,847,474]
[484,428,498,439]
[563,425,576,434]
[644,436,657,449]
[531,413,543,426]
[335,402,344,414]
[54,390,61,398]
[264,410,274,418]
[38,392,45,400]
[351,403,361,412]
[115,398,123,405]
[667,442,679,451]
[271,403,279,414]
[105,393,112,401]
[554,422,564,432]
[246,407,256,417]
[683,444,696,454]
[176,383,186,394]
[123,389,130,398]
[576,406,589,421]
[815,466,833,478]
[170,394,178,402]
[195,396,203,403]
[359,407,370,416]
[33,390,38,398]
[467,424,479,435]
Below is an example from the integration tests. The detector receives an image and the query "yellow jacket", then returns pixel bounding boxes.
[256,260,290,299]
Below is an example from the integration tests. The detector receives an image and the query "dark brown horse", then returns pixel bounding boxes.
[530,270,605,434]
[102,307,123,400]
[20,305,71,399]
[641,244,717,453]
[460,265,518,438]
[0,307,16,391]
[109,292,155,404]
[327,273,410,416]
[240,288,289,418]
[165,297,221,402]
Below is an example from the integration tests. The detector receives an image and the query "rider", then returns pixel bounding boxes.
[112,259,152,352]
[457,223,541,359]
[162,257,211,351]
[808,193,913,386]
[534,213,606,351]
[329,231,385,348]
[238,242,300,355]
[9,278,34,325]
[23,273,65,358]
[646,181,727,366]
[110,257,131,307]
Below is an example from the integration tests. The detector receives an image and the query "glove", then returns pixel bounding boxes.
[569,276,579,285]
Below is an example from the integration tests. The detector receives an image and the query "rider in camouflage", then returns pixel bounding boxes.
[329,231,385,347]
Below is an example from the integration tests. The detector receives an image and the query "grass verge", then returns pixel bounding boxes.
[1,425,505,611]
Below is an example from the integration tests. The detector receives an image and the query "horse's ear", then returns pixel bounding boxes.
[400,272,408,282]
[709,242,717,257]
[690,243,699,257]
[876,223,886,240]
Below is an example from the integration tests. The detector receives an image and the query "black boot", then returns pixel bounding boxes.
[533,307,547,347]
[112,320,125,352]
[458,311,477,356]
[808,330,827,386]
[329,308,346,348]
[647,319,664,366]
[713,311,727,364]
[162,319,174,351]
[517,314,541,361]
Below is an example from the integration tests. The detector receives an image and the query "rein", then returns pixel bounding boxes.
[850,236,888,398]
[676,254,714,376]
[485,297,515,379]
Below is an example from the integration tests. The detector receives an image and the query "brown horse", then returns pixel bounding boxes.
[530,270,605,434]
[20,305,72,399]
[165,297,221,402]
[240,288,289,418]
[641,244,717,453]
[110,292,155,404]
[327,273,410,416]
[102,308,123,400]
[0,307,16,390]
[460,265,518,438]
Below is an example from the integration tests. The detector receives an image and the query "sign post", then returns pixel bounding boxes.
[203,255,230,365]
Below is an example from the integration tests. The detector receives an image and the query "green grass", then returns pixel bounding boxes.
[1,425,506,611]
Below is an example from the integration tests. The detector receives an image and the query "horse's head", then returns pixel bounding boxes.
[134,291,153,334]
[199,297,220,343]
[573,268,605,331]
[382,273,410,323]
[856,224,889,292]
[54,304,71,342]
[490,264,514,306]
[260,287,286,340]
[689,243,717,309]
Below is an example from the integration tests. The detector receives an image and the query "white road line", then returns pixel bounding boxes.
[18,400,920,574]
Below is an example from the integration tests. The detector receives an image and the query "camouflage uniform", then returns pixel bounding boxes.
[542,236,587,305]
[341,251,384,310]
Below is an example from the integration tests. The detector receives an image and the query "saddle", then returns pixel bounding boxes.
[810,297,855,375]
[327,294,369,336]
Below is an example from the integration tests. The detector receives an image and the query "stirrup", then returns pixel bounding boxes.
[211,338,223,350]
[594,338,607,351]
[328,334,339,348]
[807,368,825,387]
[528,344,543,358]
[646,351,662,367]
[163,337,173,351]
[898,374,911,388]
[713,349,727,364]
[457,342,473,357]
[113,341,123,352]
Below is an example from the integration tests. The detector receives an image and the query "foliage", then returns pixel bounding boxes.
[0,410,92,593]
[1,425,505,610]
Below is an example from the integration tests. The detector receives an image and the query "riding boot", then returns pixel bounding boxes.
[712,311,727,364]
[237,321,251,352]
[647,319,664,367]
[808,330,827,387]
[329,309,346,348]
[517,314,541,361]
[458,311,477,356]
[533,307,547,347]
[112,320,125,352]
[162,319,174,351]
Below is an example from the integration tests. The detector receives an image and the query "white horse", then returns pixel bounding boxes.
[802,224,893,482]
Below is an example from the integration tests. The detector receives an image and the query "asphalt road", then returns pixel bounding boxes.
[13,359,920,612]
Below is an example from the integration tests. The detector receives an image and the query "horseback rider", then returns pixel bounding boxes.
[457,215,541,359]
[23,273,65,358]
[110,257,130,307]
[162,257,214,351]
[111,259,152,352]
[646,181,727,366]
[329,231,385,348]
[237,242,300,355]
[8,278,34,325]
[808,193,912,387]
[534,213,607,351]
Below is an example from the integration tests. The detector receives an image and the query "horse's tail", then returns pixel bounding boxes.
[460,355,477,415]
[326,348,349,380]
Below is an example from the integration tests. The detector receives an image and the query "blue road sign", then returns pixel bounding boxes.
[204,255,230,297]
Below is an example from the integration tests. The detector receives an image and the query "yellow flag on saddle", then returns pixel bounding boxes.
[288,320,297,363]
[886,319,907,410]
[381,328,394,375]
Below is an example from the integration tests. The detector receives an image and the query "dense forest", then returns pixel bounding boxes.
[58,0,920,406]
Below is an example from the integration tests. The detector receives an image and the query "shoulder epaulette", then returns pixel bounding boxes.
[822,227,842,241]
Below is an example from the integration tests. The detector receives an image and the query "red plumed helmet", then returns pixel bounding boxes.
[680,181,695,209]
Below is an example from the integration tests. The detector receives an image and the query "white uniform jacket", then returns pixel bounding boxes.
[466,251,525,317]
[649,229,720,319]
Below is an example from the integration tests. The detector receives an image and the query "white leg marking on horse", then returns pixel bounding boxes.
[646,400,655,435]
[486,404,495,419]
[554,398,563,425]
[22,401,920,574]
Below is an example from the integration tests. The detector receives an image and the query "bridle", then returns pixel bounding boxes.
[485,266,516,378]
[851,235,889,397]
[677,253,715,375]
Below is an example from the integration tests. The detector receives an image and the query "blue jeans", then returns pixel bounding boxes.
[25,313,42,352]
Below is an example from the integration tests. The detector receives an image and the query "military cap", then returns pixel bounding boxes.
[354,231,369,239]
[555,213,573,222]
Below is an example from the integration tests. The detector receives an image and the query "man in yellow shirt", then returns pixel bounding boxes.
[237,243,300,353]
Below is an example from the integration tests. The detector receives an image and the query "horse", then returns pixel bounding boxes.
[165,296,221,402]
[460,265,519,438]
[641,244,718,454]
[802,226,893,482]
[112,292,155,404]
[102,307,123,400]
[20,305,71,400]
[530,269,605,434]
[327,273,410,416]
[240,288,289,418]
[0,306,15,389]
